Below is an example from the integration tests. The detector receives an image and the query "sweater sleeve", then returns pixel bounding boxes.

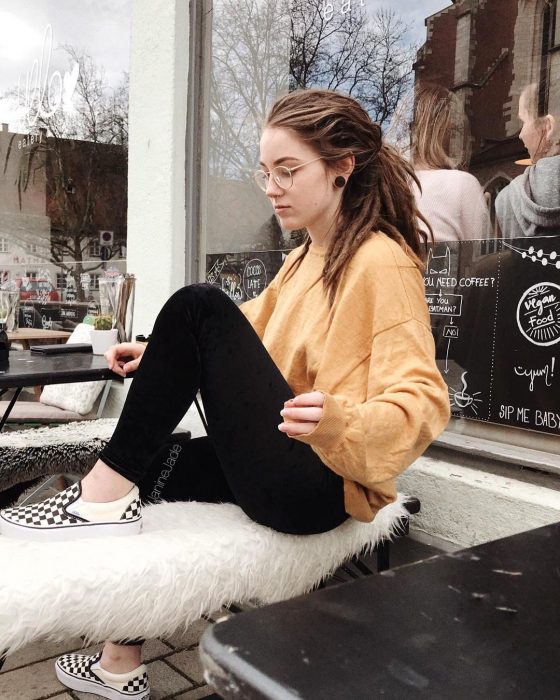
[296,318,450,486]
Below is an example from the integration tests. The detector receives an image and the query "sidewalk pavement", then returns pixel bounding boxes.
[0,614,222,700]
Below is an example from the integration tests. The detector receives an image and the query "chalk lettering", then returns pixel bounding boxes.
[514,358,555,392]
[535,410,560,429]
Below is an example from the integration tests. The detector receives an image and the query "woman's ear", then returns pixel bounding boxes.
[336,154,355,179]
[544,114,556,140]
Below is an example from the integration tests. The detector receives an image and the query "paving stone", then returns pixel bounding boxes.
[166,649,206,685]
[142,638,174,660]
[1,637,85,672]
[0,657,65,700]
[162,618,211,650]
[146,659,193,699]
[174,686,215,699]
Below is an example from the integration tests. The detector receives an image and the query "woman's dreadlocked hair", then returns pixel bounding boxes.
[264,89,432,304]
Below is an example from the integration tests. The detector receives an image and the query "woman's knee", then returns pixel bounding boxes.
[163,283,236,316]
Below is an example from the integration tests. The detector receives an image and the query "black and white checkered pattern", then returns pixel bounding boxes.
[123,671,149,692]
[57,651,102,680]
[1,482,84,527]
[57,652,149,698]
[0,481,141,536]
[121,498,141,521]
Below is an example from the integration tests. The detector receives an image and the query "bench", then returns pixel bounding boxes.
[0,494,417,660]
[0,416,420,665]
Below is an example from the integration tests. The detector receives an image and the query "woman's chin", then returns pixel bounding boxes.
[275,212,302,229]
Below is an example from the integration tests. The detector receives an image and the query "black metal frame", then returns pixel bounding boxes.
[325,496,421,585]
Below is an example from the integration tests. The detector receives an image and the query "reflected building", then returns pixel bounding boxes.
[0,125,127,301]
[0,124,50,283]
[415,0,560,227]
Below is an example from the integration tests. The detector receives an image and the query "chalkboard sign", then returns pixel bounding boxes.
[207,237,560,436]
[206,251,286,303]
[426,236,560,435]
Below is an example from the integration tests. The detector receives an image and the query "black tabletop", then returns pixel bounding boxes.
[0,350,122,388]
[201,522,560,699]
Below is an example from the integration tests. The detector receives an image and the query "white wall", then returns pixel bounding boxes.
[127,0,189,336]
[106,0,190,416]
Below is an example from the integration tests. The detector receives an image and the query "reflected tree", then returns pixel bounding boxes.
[210,0,289,179]
[210,0,414,181]
[290,2,414,125]
[41,48,128,296]
[3,47,128,299]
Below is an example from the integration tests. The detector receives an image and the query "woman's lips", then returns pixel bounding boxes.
[274,205,290,213]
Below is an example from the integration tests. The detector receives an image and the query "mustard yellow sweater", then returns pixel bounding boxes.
[241,233,450,522]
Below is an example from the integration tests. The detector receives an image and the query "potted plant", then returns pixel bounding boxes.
[89,315,118,355]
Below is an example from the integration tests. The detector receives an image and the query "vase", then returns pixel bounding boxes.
[89,328,119,355]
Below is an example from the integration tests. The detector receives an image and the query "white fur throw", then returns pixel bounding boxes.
[0,496,412,656]
[40,324,106,415]
[0,419,117,491]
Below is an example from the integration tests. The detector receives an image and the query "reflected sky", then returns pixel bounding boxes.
[365,0,452,45]
[0,0,130,129]
[0,0,450,129]
[0,1,131,90]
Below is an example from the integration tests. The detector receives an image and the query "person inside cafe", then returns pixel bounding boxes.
[411,83,491,242]
[0,88,450,700]
[496,81,560,237]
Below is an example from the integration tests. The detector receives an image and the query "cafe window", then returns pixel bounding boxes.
[0,4,131,327]
[89,240,101,258]
[90,273,101,291]
[193,0,560,459]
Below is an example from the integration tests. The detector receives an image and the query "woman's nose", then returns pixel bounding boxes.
[265,176,283,197]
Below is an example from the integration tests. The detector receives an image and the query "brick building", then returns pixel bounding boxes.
[415,0,560,201]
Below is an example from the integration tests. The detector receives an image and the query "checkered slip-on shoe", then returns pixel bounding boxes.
[0,482,142,541]
[56,652,150,700]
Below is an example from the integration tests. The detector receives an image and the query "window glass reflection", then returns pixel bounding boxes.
[0,3,130,329]
[205,2,560,255]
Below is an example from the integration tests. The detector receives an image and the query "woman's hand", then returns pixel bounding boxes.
[278,391,325,437]
[105,342,146,377]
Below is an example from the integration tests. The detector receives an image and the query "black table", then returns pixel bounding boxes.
[0,350,121,388]
[201,522,560,699]
[0,350,122,429]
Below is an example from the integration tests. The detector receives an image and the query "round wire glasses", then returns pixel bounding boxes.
[253,157,323,192]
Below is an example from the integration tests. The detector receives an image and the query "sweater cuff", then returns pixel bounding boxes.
[295,393,347,452]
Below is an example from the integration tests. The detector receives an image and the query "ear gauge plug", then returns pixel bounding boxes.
[334,175,346,188]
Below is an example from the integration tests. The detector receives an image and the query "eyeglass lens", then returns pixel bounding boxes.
[254,166,292,191]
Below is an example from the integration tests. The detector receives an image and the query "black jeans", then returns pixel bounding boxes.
[100,284,347,535]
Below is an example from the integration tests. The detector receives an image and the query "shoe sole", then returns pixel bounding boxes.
[55,661,150,700]
[0,516,142,541]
